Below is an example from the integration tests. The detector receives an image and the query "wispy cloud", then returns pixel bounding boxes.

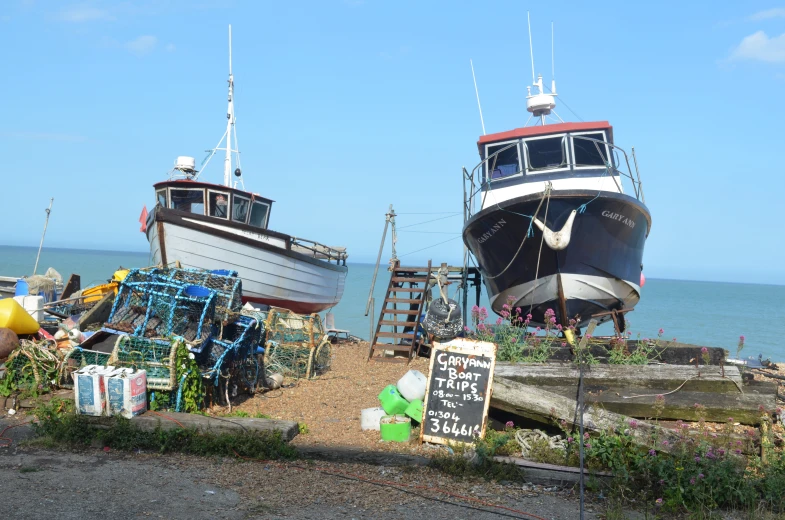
[125,35,157,55]
[59,4,114,22]
[749,7,785,21]
[165,43,176,52]
[730,30,785,63]
[0,131,88,143]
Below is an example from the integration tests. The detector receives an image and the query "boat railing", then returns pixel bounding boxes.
[290,236,348,265]
[463,136,645,222]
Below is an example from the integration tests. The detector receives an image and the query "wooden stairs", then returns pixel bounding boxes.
[368,261,433,363]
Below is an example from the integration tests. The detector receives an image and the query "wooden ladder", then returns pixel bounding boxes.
[368,260,432,363]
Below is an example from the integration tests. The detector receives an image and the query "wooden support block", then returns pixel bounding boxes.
[494,363,743,393]
[491,378,683,453]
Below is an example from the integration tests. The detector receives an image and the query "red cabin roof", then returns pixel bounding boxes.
[477,121,613,153]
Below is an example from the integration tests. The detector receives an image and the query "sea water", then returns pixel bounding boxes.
[2,245,783,360]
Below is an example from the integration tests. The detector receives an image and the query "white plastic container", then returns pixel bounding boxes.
[396,370,427,402]
[105,369,148,419]
[360,407,387,431]
[74,365,115,416]
[12,295,44,323]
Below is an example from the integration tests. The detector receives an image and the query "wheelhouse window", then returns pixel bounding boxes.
[170,188,205,215]
[249,201,270,228]
[232,195,250,223]
[208,191,229,219]
[524,135,567,171]
[485,141,521,180]
[572,132,612,168]
[156,189,167,208]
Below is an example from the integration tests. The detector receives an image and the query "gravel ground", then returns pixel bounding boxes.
[220,341,436,454]
[0,446,609,520]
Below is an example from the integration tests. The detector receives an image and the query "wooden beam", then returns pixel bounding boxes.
[531,382,776,426]
[490,377,681,452]
[494,363,742,393]
[61,274,81,299]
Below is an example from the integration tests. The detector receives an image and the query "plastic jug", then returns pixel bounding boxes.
[396,370,427,402]
[13,295,45,323]
[378,384,409,415]
[380,415,412,442]
[0,298,41,335]
[360,407,387,431]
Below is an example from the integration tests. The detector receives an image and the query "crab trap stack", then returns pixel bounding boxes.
[54,267,268,410]
[264,307,331,380]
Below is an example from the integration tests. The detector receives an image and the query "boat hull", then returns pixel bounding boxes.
[463,190,651,328]
[146,207,347,314]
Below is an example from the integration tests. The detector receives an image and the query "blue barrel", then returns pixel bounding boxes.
[14,279,29,296]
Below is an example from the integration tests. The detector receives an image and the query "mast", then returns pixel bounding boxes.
[223,25,234,187]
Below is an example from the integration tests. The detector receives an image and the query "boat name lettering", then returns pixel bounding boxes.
[477,219,507,244]
[601,210,635,229]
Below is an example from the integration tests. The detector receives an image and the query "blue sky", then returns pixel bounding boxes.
[1,1,784,285]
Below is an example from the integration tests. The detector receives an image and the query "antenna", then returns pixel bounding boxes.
[527,11,536,84]
[470,59,486,135]
[223,24,235,187]
[551,21,556,95]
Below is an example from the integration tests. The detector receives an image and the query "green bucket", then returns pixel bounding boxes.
[378,384,409,415]
[404,399,423,424]
[380,414,412,442]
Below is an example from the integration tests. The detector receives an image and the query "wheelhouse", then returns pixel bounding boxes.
[476,121,629,208]
[154,180,274,229]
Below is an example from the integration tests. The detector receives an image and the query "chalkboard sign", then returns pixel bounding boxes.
[420,338,496,445]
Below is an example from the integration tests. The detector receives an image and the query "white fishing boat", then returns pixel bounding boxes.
[145,26,347,314]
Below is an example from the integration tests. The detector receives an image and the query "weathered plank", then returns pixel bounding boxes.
[61,274,81,300]
[494,363,742,393]
[87,412,299,442]
[517,341,727,365]
[491,378,682,452]
[78,292,115,329]
[536,382,775,426]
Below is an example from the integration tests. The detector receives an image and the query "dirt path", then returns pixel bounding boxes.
[0,446,607,519]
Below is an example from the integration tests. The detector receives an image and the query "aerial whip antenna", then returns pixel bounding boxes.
[551,21,556,94]
[470,59,486,135]
[33,198,54,276]
[527,11,536,84]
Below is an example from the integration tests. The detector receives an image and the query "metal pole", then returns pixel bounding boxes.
[365,205,394,316]
[631,147,645,204]
[33,198,54,276]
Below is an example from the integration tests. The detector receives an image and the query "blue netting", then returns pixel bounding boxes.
[200,315,263,383]
[106,280,216,342]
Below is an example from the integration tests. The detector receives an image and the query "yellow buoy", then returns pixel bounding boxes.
[0,298,41,335]
[564,328,576,346]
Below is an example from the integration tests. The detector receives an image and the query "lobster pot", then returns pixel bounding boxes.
[60,347,113,389]
[109,336,177,391]
[199,315,261,381]
[106,280,216,342]
[116,267,242,322]
[264,342,314,380]
[105,368,148,419]
[265,307,325,348]
[74,365,115,416]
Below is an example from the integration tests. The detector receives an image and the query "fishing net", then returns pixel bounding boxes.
[58,347,113,388]
[200,315,263,383]
[109,336,177,390]
[265,342,314,380]
[2,340,60,394]
[265,307,325,348]
[263,307,331,379]
[106,281,216,342]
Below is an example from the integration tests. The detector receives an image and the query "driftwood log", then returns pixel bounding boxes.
[490,378,681,452]
[492,364,774,425]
